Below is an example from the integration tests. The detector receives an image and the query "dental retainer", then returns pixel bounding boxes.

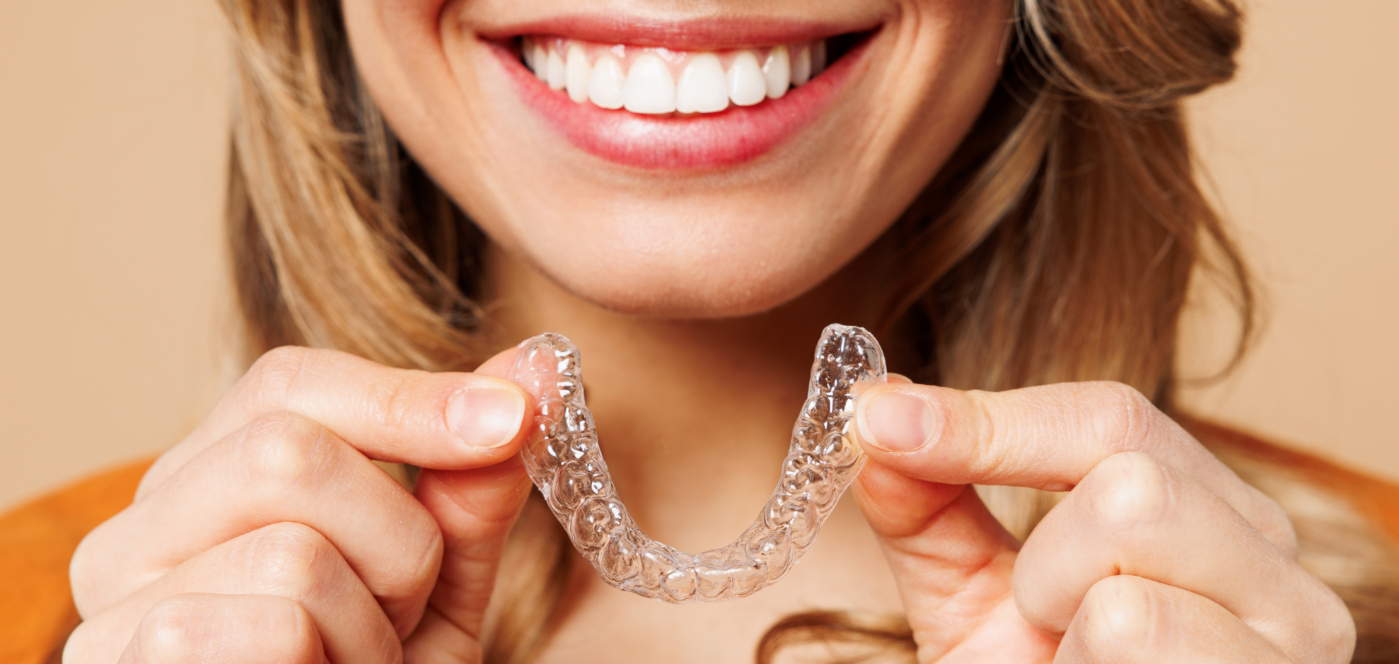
[508,324,886,603]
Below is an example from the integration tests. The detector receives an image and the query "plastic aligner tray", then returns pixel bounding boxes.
[507,324,886,602]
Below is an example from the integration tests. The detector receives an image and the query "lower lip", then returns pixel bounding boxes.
[490,38,868,171]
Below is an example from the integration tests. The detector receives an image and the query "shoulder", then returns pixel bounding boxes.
[0,458,153,664]
[1181,415,1399,545]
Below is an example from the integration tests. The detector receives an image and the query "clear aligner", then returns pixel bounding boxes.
[507,324,887,603]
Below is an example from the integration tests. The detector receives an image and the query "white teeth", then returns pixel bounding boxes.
[546,48,567,91]
[762,45,791,100]
[588,53,626,109]
[727,51,767,107]
[566,45,591,103]
[791,44,812,86]
[524,37,833,115]
[624,53,677,114]
[675,53,729,113]
[531,42,549,82]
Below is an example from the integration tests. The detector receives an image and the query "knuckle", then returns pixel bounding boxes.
[374,368,434,435]
[1080,576,1158,657]
[1083,452,1174,531]
[964,390,1010,475]
[1310,580,1358,663]
[67,533,101,613]
[244,346,313,407]
[277,599,329,664]
[237,412,337,495]
[68,518,149,619]
[1088,381,1158,454]
[244,596,327,664]
[134,595,205,663]
[1246,486,1299,557]
[61,619,101,663]
[129,594,325,664]
[385,509,444,603]
[245,523,337,598]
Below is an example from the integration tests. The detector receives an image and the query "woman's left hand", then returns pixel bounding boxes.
[852,379,1356,663]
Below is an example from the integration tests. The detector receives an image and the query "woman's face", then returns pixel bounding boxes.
[344,0,1011,317]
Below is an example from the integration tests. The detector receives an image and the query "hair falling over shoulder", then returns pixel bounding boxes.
[216,0,1399,660]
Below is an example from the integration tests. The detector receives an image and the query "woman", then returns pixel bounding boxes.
[31,0,1399,660]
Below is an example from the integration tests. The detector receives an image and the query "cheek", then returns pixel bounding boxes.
[343,0,449,127]
[865,0,1013,174]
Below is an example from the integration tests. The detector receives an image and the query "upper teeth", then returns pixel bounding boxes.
[521,37,829,115]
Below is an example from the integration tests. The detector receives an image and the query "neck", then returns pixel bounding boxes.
[482,244,887,553]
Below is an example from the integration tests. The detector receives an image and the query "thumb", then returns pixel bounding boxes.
[852,380,1060,659]
[852,458,1015,588]
[852,459,1041,658]
[852,377,1017,573]
[404,346,535,661]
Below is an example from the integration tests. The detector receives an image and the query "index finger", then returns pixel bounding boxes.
[854,381,1294,551]
[140,346,531,497]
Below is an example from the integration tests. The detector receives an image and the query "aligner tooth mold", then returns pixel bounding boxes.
[507,324,887,603]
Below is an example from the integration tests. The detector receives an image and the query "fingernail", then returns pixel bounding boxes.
[446,383,527,449]
[859,391,940,452]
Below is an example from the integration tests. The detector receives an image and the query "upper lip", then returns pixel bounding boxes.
[476,13,885,51]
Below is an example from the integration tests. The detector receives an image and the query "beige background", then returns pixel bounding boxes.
[1,0,1396,511]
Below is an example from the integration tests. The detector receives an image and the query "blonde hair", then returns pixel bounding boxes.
[217,0,1399,660]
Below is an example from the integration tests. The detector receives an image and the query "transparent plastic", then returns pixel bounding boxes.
[508,323,886,602]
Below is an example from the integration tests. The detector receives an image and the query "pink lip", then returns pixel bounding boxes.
[486,25,874,171]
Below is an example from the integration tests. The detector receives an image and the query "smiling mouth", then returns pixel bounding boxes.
[517,32,871,116]
[487,20,878,170]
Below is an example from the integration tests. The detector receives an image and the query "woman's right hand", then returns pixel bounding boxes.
[63,345,535,663]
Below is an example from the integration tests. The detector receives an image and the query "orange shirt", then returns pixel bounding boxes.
[3,425,1397,663]
[1,458,149,664]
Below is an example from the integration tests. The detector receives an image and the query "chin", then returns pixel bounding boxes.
[533,244,839,319]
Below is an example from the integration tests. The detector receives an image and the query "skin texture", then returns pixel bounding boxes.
[66,0,1355,662]
[345,0,1009,317]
